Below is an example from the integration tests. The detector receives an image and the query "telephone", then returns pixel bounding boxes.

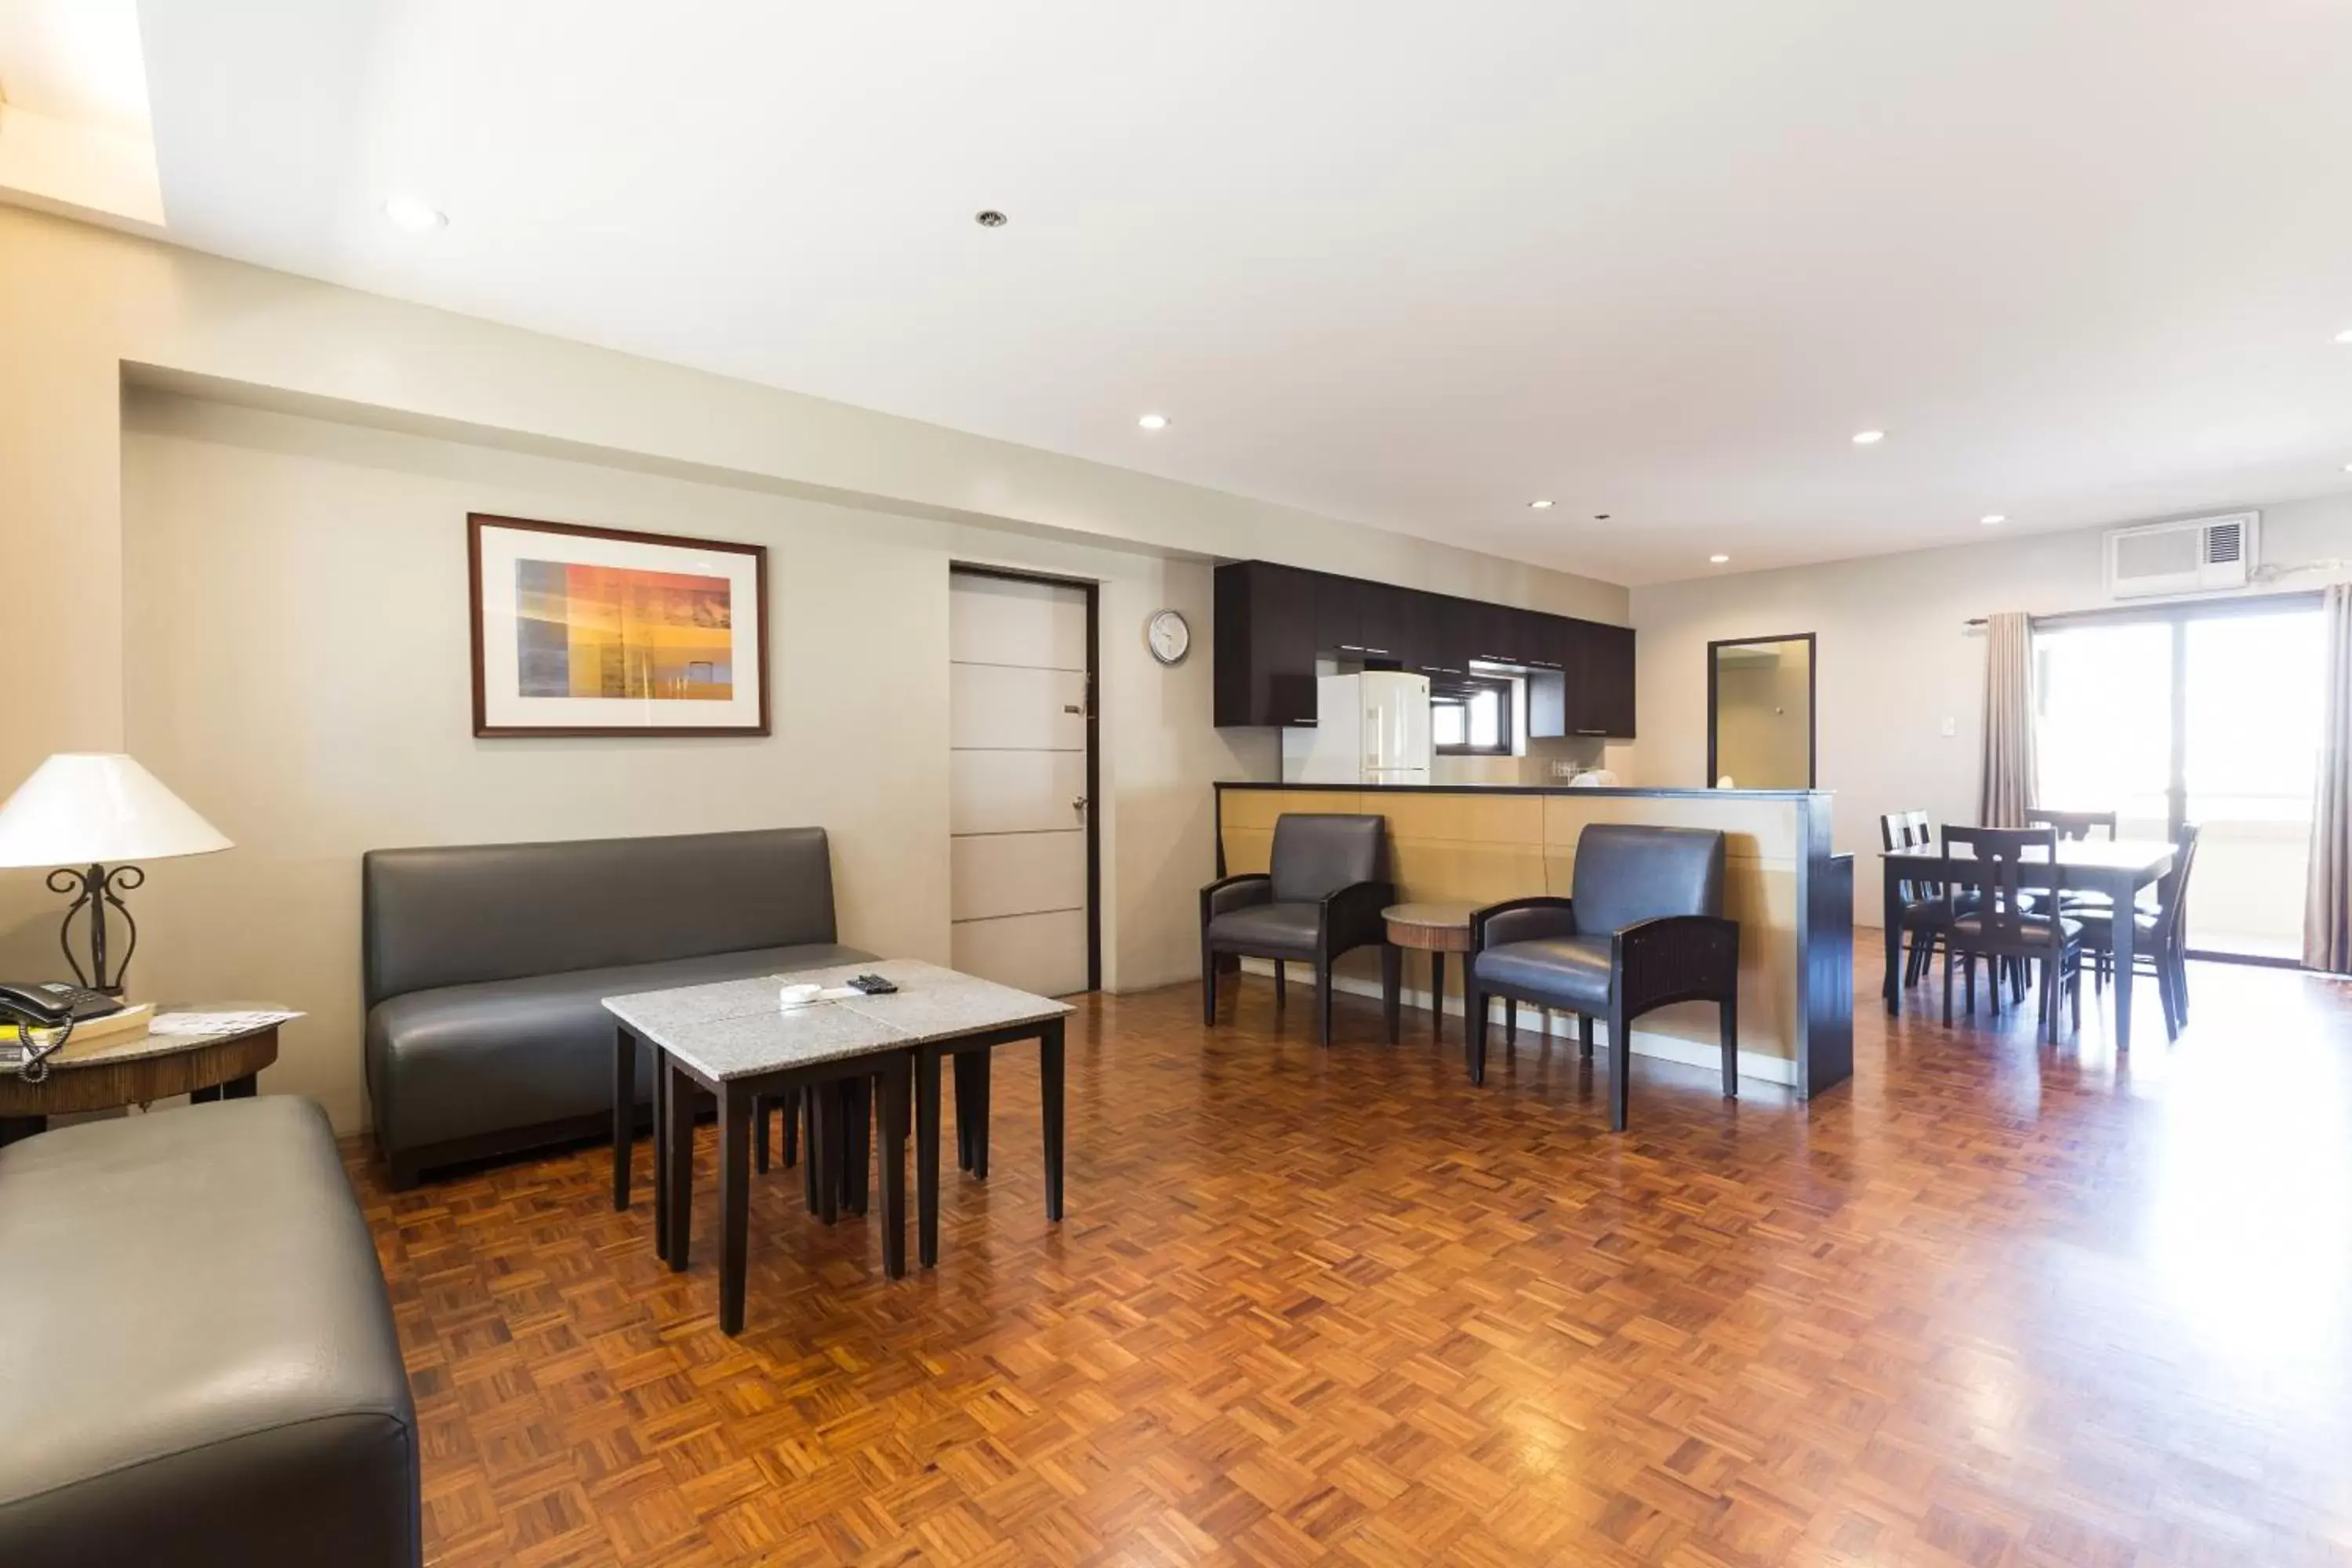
[0,983,122,1083]
[0,982,124,1029]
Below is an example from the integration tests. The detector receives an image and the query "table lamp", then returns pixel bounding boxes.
[0,754,234,996]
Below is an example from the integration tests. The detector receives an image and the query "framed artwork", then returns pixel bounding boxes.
[467,514,769,737]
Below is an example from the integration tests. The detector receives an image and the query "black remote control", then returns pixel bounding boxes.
[848,974,898,995]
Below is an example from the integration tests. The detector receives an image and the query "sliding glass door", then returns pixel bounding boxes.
[2181,611,2325,958]
[2035,620,2172,842]
[2034,597,2325,962]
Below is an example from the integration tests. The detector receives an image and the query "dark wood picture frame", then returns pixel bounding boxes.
[468,512,771,739]
[1706,631,1817,789]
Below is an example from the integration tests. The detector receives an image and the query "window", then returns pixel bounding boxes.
[2032,597,2325,960]
[1432,678,1512,756]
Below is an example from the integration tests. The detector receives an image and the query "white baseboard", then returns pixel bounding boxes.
[1236,957,1797,1088]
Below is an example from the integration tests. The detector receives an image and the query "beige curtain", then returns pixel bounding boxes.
[2306,583,2352,974]
[1977,612,2038,828]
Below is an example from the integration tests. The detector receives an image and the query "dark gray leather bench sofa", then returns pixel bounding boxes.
[364,826,871,1187]
[0,1098,419,1567]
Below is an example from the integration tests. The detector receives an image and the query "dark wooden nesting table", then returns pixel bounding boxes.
[605,960,1070,1335]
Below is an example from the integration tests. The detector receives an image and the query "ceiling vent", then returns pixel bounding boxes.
[2105,512,2257,600]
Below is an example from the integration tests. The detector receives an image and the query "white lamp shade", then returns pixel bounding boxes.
[0,753,234,869]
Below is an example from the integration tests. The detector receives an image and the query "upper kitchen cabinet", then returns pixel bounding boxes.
[1396,592,1463,679]
[1355,580,1414,666]
[1213,561,1319,727]
[1312,575,1413,663]
[1577,621,1637,738]
[1311,572,1363,657]
[1528,616,1637,739]
[1212,561,1634,737]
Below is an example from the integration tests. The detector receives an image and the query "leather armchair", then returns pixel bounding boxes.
[1464,824,1738,1131]
[1201,813,1393,1045]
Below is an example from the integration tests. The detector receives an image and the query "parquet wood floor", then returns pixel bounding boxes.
[349,935,2352,1566]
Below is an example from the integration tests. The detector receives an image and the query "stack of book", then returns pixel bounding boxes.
[0,1002,154,1051]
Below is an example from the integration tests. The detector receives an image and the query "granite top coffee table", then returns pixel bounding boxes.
[604,960,1072,1334]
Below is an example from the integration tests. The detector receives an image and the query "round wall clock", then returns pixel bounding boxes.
[1146,608,1192,666]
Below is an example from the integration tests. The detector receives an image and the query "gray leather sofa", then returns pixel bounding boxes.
[365,826,870,1186]
[0,1098,419,1566]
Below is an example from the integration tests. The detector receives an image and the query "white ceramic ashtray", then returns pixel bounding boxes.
[778,982,822,1010]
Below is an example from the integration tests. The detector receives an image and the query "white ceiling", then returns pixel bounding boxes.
[117,0,2352,585]
[0,0,149,135]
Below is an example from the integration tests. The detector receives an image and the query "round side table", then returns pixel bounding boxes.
[0,1005,290,1148]
[1381,903,1477,1044]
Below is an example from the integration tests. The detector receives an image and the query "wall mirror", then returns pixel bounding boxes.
[1708,633,1816,789]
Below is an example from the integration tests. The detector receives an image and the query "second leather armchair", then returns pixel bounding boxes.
[1201,813,1393,1046]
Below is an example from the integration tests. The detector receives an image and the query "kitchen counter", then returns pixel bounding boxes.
[1214,781,1852,1099]
[1240,780,1827,797]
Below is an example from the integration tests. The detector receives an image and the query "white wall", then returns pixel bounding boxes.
[0,201,1635,1134]
[120,391,1264,1127]
[1628,495,2352,925]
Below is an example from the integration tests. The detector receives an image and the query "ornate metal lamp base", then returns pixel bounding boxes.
[48,862,142,996]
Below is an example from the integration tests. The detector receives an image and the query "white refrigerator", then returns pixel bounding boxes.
[1282,672,1433,785]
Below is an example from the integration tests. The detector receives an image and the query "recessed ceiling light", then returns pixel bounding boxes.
[1709,554,1730,564]
[1851,430,1886,445]
[1528,499,1555,510]
[1981,514,2007,525]
[383,194,446,231]
[975,209,1008,228]
[2336,327,2352,344]
[1137,413,1170,431]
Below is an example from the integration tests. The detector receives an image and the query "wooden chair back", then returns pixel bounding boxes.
[1880,811,1929,903]
[1939,825,2062,960]
[2149,823,2203,953]
[2027,808,2118,841]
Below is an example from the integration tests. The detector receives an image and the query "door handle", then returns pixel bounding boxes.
[1072,796,1090,811]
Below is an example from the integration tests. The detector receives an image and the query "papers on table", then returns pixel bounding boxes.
[147,1008,303,1039]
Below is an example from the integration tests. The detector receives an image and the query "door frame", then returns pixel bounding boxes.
[1706,632,1817,789]
[2028,589,2325,967]
[949,563,1102,993]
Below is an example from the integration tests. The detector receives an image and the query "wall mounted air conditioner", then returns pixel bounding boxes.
[2104,512,2257,600]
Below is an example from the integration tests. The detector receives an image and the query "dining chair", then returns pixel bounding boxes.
[2027,808,2122,916]
[2075,824,2201,1041]
[1882,811,1947,989]
[1938,825,2084,1040]
[2026,808,2119,840]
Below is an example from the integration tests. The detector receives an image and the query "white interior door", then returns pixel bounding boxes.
[949,571,1092,996]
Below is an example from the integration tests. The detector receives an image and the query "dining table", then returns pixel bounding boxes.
[1879,837,2177,1049]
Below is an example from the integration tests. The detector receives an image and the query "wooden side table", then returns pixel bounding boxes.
[0,1007,291,1148]
[1381,903,1477,1044]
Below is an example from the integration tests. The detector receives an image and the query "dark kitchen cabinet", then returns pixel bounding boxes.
[1356,581,1411,664]
[1454,601,1519,666]
[1213,561,1319,727]
[1529,617,1637,739]
[1399,593,1465,680]
[1212,561,1634,736]
[1312,574,1364,657]
[1577,622,1637,738]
